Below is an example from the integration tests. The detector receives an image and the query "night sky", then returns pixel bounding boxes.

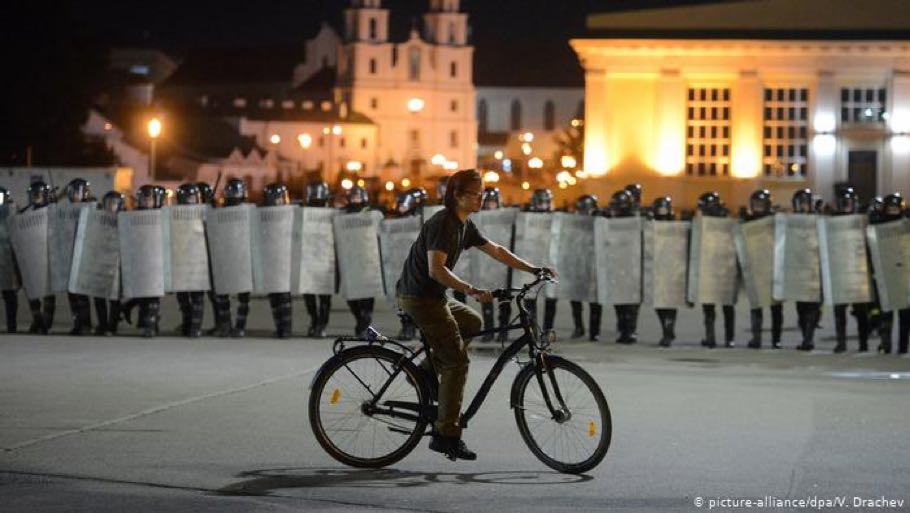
[67,0,726,49]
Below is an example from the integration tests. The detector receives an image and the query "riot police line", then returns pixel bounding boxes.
[1,178,908,355]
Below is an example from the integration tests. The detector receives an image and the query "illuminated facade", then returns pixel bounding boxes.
[571,0,910,209]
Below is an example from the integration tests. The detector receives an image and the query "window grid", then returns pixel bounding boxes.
[762,87,809,178]
[685,87,731,177]
[840,87,887,123]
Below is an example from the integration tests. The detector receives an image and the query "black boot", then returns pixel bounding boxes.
[747,308,762,349]
[589,303,602,342]
[304,294,319,337]
[187,292,204,338]
[854,304,870,352]
[109,300,121,335]
[616,306,637,344]
[429,434,477,461]
[833,304,847,353]
[141,299,160,338]
[206,294,232,337]
[795,303,815,351]
[723,305,735,348]
[43,295,55,332]
[232,293,249,338]
[28,299,45,334]
[68,293,92,335]
[770,304,783,349]
[316,295,331,338]
[94,297,109,335]
[480,303,495,342]
[701,305,717,348]
[899,308,910,355]
[657,308,676,347]
[570,301,585,339]
[2,290,18,333]
[176,292,191,336]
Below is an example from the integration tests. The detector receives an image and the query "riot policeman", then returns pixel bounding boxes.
[477,187,514,343]
[696,191,736,348]
[871,193,908,354]
[23,181,56,334]
[262,182,294,338]
[0,187,19,333]
[651,196,679,347]
[624,183,643,215]
[569,194,602,341]
[63,178,96,335]
[193,181,231,337]
[523,188,558,332]
[792,188,822,351]
[343,185,376,337]
[743,189,783,349]
[303,180,333,338]
[607,190,641,343]
[124,184,166,337]
[172,183,206,338]
[209,178,253,338]
[831,187,871,353]
[92,191,125,335]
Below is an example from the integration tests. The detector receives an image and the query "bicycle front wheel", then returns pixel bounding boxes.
[309,346,429,468]
[513,355,611,474]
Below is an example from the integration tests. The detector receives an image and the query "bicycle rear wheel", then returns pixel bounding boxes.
[513,355,611,474]
[309,346,429,468]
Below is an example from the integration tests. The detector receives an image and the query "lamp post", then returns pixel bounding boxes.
[147,117,162,181]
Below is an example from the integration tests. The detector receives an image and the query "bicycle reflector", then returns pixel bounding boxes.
[588,420,597,438]
[330,389,341,405]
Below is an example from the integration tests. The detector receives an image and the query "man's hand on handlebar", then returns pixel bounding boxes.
[534,266,558,279]
[467,286,494,303]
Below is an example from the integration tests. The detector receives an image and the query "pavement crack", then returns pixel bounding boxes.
[2,365,321,453]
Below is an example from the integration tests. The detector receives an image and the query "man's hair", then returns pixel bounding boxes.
[444,169,482,210]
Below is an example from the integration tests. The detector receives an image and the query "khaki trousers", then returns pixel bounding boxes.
[397,295,482,438]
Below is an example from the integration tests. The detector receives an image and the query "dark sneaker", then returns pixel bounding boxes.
[429,435,477,461]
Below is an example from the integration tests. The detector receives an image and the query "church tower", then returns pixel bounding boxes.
[423,0,468,46]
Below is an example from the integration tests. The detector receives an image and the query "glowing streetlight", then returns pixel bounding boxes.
[147,117,162,180]
[356,179,366,187]
[494,150,503,160]
[443,161,458,171]
[431,153,446,166]
[407,97,425,113]
[559,182,568,189]
[528,157,544,169]
[521,143,532,155]
[341,179,354,190]
[401,178,411,188]
[575,170,588,179]
[269,133,281,144]
[520,132,534,142]
[483,171,500,183]
[521,181,530,190]
[297,133,312,149]
[556,170,572,183]
[385,181,395,191]
[346,160,363,172]
[331,125,343,136]
[560,155,577,168]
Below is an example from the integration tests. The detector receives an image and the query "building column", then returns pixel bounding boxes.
[583,68,609,177]
[887,72,910,195]
[812,71,838,202]
[730,71,763,206]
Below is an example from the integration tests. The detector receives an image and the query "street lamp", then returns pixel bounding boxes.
[147,117,162,180]
[297,133,312,171]
[407,98,425,114]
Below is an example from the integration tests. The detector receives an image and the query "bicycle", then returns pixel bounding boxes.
[308,270,612,474]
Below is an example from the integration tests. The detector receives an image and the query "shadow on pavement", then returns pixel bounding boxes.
[215,467,593,495]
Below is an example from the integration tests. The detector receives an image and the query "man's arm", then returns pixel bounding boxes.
[427,250,492,301]
[476,241,539,274]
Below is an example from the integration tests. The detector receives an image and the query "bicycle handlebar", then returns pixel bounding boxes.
[491,269,557,302]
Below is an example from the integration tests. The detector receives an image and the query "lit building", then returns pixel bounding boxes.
[572,0,910,209]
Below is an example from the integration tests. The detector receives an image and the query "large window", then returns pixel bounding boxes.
[544,100,555,130]
[686,87,731,177]
[763,87,809,178]
[510,100,522,131]
[841,87,887,124]
[408,47,421,81]
[477,100,488,133]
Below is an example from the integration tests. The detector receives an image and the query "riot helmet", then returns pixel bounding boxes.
[749,189,772,216]
[609,190,634,217]
[27,181,51,208]
[347,185,369,211]
[623,183,642,207]
[575,194,598,215]
[652,196,673,220]
[196,182,214,205]
[306,181,330,207]
[697,191,721,215]
[223,178,247,206]
[0,187,10,206]
[792,188,813,213]
[65,178,92,203]
[835,187,858,214]
[395,191,419,216]
[136,184,164,210]
[482,187,502,210]
[884,192,905,219]
[102,191,125,213]
[530,188,553,212]
[175,183,201,205]
[263,183,290,206]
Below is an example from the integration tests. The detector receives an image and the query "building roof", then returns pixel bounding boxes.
[586,0,910,39]
[473,38,583,88]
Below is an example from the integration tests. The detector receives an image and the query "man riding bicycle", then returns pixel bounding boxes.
[396,169,556,461]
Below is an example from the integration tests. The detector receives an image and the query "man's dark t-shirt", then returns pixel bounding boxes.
[396,208,488,299]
